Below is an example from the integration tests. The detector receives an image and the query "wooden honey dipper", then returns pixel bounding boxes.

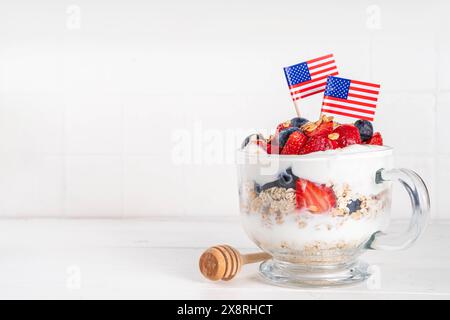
[199,245,271,281]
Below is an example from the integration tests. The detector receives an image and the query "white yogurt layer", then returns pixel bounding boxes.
[241,210,388,252]
[238,144,393,196]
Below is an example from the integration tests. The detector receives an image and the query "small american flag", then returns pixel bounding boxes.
[284,54,338,101]
[321,76,380,122]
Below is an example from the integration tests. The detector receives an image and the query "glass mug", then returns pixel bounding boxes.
[236,146,430,287]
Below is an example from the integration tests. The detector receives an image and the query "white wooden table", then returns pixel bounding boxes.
[0,218,448,299]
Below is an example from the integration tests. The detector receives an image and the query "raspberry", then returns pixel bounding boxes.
[281,132,308,155]
[333,124,361,148]
[367,132,383,145]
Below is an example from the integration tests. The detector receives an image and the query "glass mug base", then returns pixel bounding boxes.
[259,259,370,288]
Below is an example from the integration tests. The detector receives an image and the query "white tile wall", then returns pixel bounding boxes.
[65,156,123,217]
[0,0,448,219]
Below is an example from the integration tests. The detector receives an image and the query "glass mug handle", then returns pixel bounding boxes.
[366,168,430,251]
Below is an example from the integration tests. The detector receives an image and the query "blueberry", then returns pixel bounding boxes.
[347,199,362,213]
[354,120,373,142]
[261,168,298,191]
[241,133,265,148]
[261,180,279,191]
[290,117,309,129]
[254,182,262,194]
[286,167,299,180]
[277,172,295,189]
[277,127,300,149]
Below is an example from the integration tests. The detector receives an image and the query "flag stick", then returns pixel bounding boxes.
[293,100,301,117]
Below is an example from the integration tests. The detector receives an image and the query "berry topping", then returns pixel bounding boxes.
[332,124,361,148]
[265,114,383,155]
[354,120,374,142]
[347,199,362,213]
[277,127,301,150]
[241,133,265,149]
[367,132,383,145]
[290,117,309,129]
[299,134,335,155]
[296,179,336,213]
[281,131,308,155]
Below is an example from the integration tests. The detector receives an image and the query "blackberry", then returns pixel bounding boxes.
[354,120,373,142]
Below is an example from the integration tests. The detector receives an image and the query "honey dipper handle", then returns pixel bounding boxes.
[241,252,271,265]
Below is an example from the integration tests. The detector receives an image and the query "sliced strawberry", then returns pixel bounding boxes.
[332,124,361,148]
[295,179,306,209]
[299,134,334,155]
[367,132,383,145]
[281,132,308,155]
[305,121,334,137]
[296,179,336,213]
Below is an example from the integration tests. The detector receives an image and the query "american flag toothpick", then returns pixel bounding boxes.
[321,76,380,122]
[283,54,339,116]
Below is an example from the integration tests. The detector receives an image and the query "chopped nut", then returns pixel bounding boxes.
[321,114,334,123]
[298,221,307,229]
[301,122,318,132]
[328,133,339,140]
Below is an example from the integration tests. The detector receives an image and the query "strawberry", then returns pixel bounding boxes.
[276,120,291,133]
[299,134,334,155]
[281,132,308,155]
[296,179,336,213]
[305,121,334,137]
[367,132,383,145]
[330,139,339,149]
[333,124,361,148]
[266,136,281,154]
[296,179,306,209]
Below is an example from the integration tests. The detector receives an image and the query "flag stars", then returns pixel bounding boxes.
[284,62,311,86]
[324,76,350,99]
